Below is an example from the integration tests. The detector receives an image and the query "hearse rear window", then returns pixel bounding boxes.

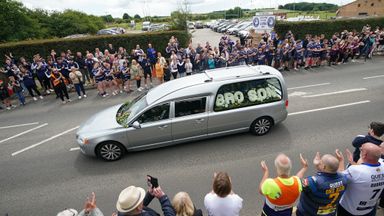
[214,78,282,112]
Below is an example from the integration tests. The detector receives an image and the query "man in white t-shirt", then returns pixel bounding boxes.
[337,143,384,216]
[204,172,243,216]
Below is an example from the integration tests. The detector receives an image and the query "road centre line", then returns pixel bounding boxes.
[363,75,384,80]
[0,123,48,144]
[287,83,331,90]
[0,122,40,130]
[302,88,367,98]
[12,126,79,156]
[288,100,370,116]
[70,147,80,151]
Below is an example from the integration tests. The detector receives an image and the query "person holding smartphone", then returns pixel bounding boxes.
[115,176,175,216]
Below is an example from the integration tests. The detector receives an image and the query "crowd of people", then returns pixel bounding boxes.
[1,24,384,110]
[55,121,384,216]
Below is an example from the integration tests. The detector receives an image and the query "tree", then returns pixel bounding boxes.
[102,14,114,23]
[170,0,191,31]
[123,13,131,20]
[134,14,141,19]
[0,0,42,42]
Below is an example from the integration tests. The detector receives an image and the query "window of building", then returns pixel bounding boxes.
[214,78,282,112]
[175,97,206,117]
[358,12,368,16]
[358,3,361,7]
[371,3,375,6]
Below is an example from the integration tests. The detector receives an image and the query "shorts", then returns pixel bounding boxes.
[144,70,152,78]
[105,76,113,81]
[95,76,105,83]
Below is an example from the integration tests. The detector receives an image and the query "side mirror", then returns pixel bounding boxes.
[131,121,141,129]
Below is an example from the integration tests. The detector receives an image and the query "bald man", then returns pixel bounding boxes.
[259,153,308,216]
[296,151,347,216]
[338,143,384,216]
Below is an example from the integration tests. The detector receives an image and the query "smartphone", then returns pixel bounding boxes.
[147,175,159,188]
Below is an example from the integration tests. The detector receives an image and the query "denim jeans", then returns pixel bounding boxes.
[16,91,25,105]
[74,82,85,96]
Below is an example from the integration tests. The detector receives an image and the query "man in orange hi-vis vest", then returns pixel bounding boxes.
[259,153,308,216]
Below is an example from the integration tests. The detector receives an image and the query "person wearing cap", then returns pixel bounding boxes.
[296,151,348,216]
[115,185,175,216]
[259,153,308,216]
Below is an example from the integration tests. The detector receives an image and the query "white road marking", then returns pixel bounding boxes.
[302,88,367,98]
[0,122,39,130]
[288,83,330,90]
[288,100,370,116]
[288,91,308,97]
[70,147,80,151]
[0,123,48,144]
[363,75,384,80]
[11,126,79,156]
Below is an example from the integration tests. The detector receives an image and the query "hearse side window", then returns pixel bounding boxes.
[214,78,282,112]
[137,103,170,124]
[175,97,207,117]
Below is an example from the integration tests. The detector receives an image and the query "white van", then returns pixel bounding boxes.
[142,21,151,31]
[76,65,288,161]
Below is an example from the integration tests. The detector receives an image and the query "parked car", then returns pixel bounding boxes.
[228,21,251,35]
[97,29,121,35]
[188,22,195,29]
[142,21,151,31]
[195,21,204,29]
[234,22,253,36]
[219,23,237,33]
[76,65,288,161]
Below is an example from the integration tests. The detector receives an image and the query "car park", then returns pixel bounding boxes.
[76,65,288,161]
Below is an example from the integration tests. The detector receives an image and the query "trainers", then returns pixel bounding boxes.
[62,101,66,104]
[137,88,142,92]
[49,89,54,92]
[6,107,11,110]
[119,90,123,94]
[112,92,116,96]
[105,93,109,96]
[33,97,38,101]
[39,96,44,99]
[67,99,72,102]
[83,94,87,98]
[78,96,82,100]
[46,90,51,94]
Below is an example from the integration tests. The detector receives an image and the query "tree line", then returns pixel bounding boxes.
[0,0,105,42]
[278,2,338,12]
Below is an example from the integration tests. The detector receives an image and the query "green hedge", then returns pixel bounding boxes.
[274,17,384,39]
[0,30,190,61]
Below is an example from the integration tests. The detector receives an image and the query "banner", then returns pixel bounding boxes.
[252,16,276,30]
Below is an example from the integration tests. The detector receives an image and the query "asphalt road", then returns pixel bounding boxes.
[1,29,384,215]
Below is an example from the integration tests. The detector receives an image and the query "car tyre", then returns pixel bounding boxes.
[96,141,125,161]
[250,117,273,136]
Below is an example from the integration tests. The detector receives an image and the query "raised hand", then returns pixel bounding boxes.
[261,161,268,172]
[313,152,321,166]
[300,153,308,168]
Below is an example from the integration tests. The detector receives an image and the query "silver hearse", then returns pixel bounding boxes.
[76,65,288,161]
